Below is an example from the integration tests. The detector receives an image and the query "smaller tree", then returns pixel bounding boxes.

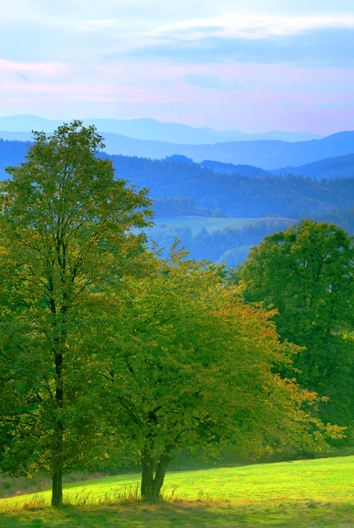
[94,253,338,500]
[237,220,354,431]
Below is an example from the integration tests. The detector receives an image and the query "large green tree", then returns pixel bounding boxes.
[93,252,338,500]
[237,220,354,432]
[0,121,152,506]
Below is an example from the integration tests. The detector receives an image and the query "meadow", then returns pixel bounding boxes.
[1,455,354,527]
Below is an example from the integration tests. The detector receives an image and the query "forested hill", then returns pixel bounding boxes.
[273,153,354,180]
[1,140,354,218]
[0,139,31,175]
[103,154,354,218]
[2,139,354,267]
[96,130,354,168]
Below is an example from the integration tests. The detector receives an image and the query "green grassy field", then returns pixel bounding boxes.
[152,216,291,236]
[1,456,354,527]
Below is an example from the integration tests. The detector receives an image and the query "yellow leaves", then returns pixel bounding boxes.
[324,424,347,440]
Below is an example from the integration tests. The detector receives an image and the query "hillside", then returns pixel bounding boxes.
[1,141,354,218]
[2,139,354,267]
[273,152,354,179]
[100,130,354,169]
[0,139,31,176]
[0,125,352,168]
[105,154,354,217]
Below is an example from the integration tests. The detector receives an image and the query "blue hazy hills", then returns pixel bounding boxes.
[0,115,322,144]
[1,130,354,266]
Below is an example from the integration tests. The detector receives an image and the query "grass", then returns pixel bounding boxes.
[1,456,354,526]
[151,216,292,236]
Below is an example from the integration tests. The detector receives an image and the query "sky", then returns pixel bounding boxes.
[1,0,354,133]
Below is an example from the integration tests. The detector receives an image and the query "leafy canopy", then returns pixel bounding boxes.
[238,220,354,430]
[0,120,152,506]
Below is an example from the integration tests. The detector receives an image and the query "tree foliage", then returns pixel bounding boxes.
[93,252,337,500]
[0,121,152,506]
[238,220,354,431]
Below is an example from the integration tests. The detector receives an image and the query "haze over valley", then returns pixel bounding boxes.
[2,115,354,267]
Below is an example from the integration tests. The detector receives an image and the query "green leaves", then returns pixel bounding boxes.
[0,125,341,504]
[91,252,332,498]
[0,121,153,505]
[238,220,354,430]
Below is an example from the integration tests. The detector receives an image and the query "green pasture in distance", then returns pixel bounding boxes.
[1,456,354,527]
[151,216,289,236]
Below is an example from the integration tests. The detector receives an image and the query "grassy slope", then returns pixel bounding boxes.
[1,456,354,527]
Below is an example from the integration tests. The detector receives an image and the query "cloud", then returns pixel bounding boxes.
[143,14,354,42]
[314,102,354,109]
[76,19,117,33]
[230,79,244,90]
[0,59,67,76]
[16,72,30,82]
[183,74,245,90]
[184,74,224,89]
[126,27,354,67]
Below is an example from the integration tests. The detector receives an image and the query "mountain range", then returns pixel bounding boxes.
[1,115,353,170]
[273,153,354,179]
[0,115,322,145]
[0,116,353,268]
[0,136,354,184]
[101,131,354,170]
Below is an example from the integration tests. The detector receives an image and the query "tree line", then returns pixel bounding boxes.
[2,139,354,218]
[102,154,354,217]
[0,123,349,508]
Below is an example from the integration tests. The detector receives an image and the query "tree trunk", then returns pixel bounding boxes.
[141,448,154,499]
[141,449,171,501]
[152,454,170,497]
[51,421,64,507]
[52,347,64,507]
[51,466,63,507]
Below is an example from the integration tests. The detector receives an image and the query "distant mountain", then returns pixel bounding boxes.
[0,115,63,133]
[1,115,351,169]
[199,160,272,177]
[163,155,272,177]
[98,130,354,170]
[0,131,33,142]
[0,115,322,144]
[1,139,354,219]
[101,153,354,217]
[199,128,323,143]
[272,153,354,179]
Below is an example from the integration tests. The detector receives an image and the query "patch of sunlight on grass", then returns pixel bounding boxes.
[1,456,354,527]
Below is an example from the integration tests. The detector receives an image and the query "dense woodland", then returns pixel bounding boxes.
[1,123,351,509]
[102,154,354,217]
[3,142,354,218]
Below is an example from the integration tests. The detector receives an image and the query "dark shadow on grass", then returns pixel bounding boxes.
[1,500,354,527]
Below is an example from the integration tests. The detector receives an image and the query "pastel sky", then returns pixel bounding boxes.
[2,0,354,133]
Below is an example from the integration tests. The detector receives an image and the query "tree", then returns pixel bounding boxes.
[0,121,152,506]
[93,252,338,500]
[237,220,354,432]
